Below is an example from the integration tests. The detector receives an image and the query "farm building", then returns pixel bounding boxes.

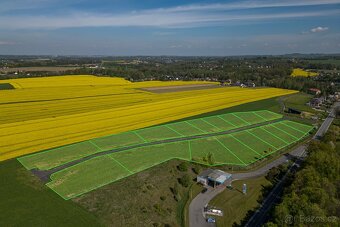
[308,88,321,95]
[310,97,325,108]
[197,169,232,187]
[287,108,302,115]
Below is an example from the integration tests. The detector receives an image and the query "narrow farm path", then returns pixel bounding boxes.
[32,118,283,182]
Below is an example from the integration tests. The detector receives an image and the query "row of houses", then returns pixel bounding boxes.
[220,80,256,88]
[309,97,325,109]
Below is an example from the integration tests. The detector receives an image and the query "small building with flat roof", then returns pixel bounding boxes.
[197,169,232,187]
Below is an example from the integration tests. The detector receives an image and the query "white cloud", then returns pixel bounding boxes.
[0,9,339,29]
[149,0,340,13]
[153,32,176,36]
[0,0,339,29]
[0,0,82,13]
[169,44,183,48]
[0,41,15,45]
[1,0,339,14]
[310,26,329,32]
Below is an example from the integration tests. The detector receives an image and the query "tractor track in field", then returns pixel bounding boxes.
[1,92,142,105]
[31,118,285,182]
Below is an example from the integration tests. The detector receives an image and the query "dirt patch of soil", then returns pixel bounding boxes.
[141,84,220,93]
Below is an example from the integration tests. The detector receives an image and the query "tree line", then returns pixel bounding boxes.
[264,121,340,226]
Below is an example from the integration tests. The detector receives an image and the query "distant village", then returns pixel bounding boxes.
[219,79,256,88]
[307,88,339,109]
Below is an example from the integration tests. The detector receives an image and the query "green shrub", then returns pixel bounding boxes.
[172,182,179,196]
[179,174,191,187]
[192,165,201,174]
[178,162,188,172]
[207,152,215,165]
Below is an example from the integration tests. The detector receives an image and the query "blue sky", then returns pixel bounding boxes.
[0,0,340,55]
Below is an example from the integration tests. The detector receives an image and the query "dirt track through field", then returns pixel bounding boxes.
[140,84,220,93]
[31,118,283,182]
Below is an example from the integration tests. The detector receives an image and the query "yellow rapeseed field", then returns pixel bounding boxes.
[291,68,318,77]
[0,75,297,161]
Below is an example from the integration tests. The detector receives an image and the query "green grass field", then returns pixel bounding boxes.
[47,156,132,199]
[19,141,102,170]
[74,159,200,227]
[282,92,315,113]
[18,110,282,171]
[46,120,313,200]
[306,59,340,66]
[0,159,100,226]
[209,176,272,227]
[0,83,15,90]
[1,95,317,226]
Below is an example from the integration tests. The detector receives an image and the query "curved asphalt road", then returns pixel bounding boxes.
[189,145,307,227]
[245,101,339,227]
[189,102,339,227]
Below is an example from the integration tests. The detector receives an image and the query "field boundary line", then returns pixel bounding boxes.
[54,155,248,200]
[92,130,132,141]
[214,137,247,166]
[48,166,134,200]
[133,131,148,143]
[280,122,307,134]
[185,121,206,133]
[16,157,31,170]
[231,113,251,125]
[108,155,134,174]
[217,116,237,127]
[260,127,290,145]
[88,140,104,151]
[47,184,69,200]
[188,141,192,161]
[17,141,94,170]
[22,116,283,171]
[246,130,279,150]
[165,125,185,137]
[229,134,263,157]
[271,124,299,140]
[265,110,283,118]
[44,127,312,200]
[201,118,222,131]
[252,111,270,121]
[287,120,315,129]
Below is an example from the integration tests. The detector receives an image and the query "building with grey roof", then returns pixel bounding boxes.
[197,169,232,187]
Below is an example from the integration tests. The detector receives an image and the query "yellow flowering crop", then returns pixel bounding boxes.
[0,75,297,161]
[291,68,318,77]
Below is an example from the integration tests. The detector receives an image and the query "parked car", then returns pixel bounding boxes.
[207,217,216,223]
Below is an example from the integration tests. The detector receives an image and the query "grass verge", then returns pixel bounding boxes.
[209,176,272,227]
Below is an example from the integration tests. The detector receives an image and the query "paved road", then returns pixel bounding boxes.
[188,145,306,227]
[245,157,303,227]
[189,102,339,227]
[232,146,306,181]
[313,101,339,139]
[32,119,282,182]
[189,186,228,227]
[245,101,339,227]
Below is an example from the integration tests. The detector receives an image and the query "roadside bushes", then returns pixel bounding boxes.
[179,174,191,188]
